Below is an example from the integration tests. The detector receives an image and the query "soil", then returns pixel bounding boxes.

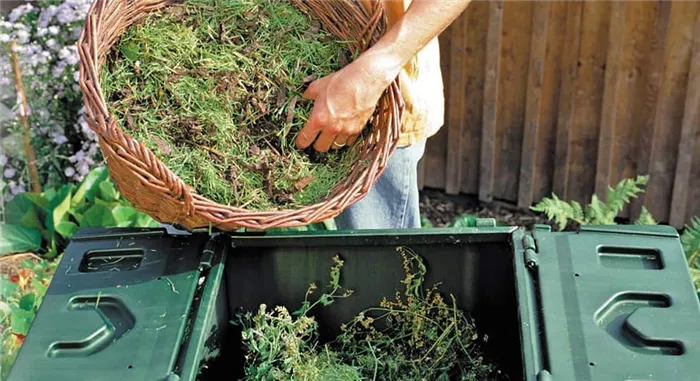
[419,188,557,230]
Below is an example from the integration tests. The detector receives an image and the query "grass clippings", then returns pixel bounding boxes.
[101,0,361,210]
[234,249,507,381]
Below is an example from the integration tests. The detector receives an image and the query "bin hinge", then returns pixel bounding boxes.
[522,234,538,270]
[199,236,223,272]
[537,369,552,381]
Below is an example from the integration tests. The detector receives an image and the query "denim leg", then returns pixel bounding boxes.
[334,140,426,230]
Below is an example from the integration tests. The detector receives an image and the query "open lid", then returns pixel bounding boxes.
[524,224,700,380]
[8,228,213,381]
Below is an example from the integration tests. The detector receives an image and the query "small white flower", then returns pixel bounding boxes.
[48,26,60,35]
[64,167,76,177]
[0,34,9,43]
[0,155,7,166]
[15,30,29,44]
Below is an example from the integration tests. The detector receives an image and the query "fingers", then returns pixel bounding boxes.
[331,133,349,150]
[295,109,323,149]
[313,128,338,153]
[303,79,321,100]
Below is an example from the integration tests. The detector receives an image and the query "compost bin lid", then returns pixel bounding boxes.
[530,224,700,380]
[7,228,211,381]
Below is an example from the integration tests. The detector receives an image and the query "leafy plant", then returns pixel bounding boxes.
[235,249,504,381]
[1,256,56,380]
[682,217,700,297]
[0,166,159,258]
[532,175,700,297]
[531,175,650,230]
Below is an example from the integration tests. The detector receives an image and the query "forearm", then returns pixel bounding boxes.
[357,0,471,86]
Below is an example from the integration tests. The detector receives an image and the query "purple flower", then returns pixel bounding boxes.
[77,162,90,176]
[48,26,60,36]
[4,168,16,179]
[53,133,68,144]
[8,4,34,23]
[9,182,26,196]
[0,155,7,166]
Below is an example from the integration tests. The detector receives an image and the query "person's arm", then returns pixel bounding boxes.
[295,0,471,152]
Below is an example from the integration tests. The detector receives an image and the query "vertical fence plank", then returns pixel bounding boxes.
[670,12,700,227]
[553,1,584,200]
[557,1,611,205]
[630,0,671,219]
[596,1,657,219]
[461,0,489,195]
[595,1,626,202]
[492,0,533,202]
[422,26,453,189]
[643,0,699,223]
[518,1,565,209]
[479,0,504,202]
[445,12,468,195]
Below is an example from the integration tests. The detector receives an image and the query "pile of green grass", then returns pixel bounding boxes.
[101,0,360,210]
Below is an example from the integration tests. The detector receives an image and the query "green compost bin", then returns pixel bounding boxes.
[6,222,700,381]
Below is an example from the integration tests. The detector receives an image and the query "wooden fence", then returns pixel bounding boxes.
[420,0,700,228]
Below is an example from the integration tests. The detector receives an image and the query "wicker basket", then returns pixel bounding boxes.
[77,0,403,231]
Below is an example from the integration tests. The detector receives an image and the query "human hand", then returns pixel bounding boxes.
[295,55,396,152]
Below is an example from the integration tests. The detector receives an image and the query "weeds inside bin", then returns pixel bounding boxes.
[233,248,506,380]
[101,0,361,210]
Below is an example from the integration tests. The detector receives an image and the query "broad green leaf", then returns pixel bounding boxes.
[74,166,109,205]
[4,194,35,225]
[11,309,34,335]
[18,293,35,311]
[33,282,48,306]
[120,43,140,62]
[98,181,118,202]
[81,204,117,228]
[1,279,18,299]
[70,210,84,225]
[43,188,56,203]
[19,208,44,234]
[112,206,138,227]
[55,221,79,239]
[46,184,73,232]
[0,224,42,256]
[24,193,49,211]
[135,213,159,228]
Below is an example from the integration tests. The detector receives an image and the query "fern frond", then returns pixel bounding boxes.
[571,200,585,222]
[635,206,658,225]
[605,175,649,217]
[585,195,616,225]
[531,194,576,231]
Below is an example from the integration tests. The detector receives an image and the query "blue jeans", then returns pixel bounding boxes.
[334,140,426,230]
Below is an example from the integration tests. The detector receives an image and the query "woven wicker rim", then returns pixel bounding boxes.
[77,0,403,231]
